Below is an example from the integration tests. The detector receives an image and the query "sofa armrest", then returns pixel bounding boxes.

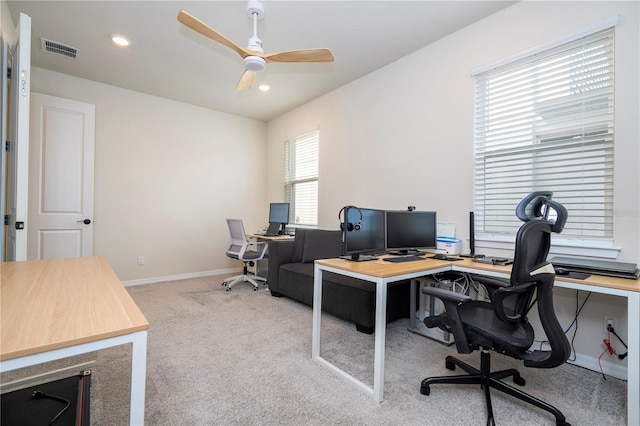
[267,239,295,292]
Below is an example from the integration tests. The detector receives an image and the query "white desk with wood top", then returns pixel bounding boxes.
[1,256,150,425]
[312,255,639,425]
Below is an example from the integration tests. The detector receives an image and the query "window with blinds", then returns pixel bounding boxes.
[284,129,319,226]
[473,27,615,242]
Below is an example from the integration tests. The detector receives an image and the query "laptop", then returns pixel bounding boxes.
[264,222,281,237]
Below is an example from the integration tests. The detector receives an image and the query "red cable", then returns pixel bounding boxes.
[598,347,609,380]
[599,328,618,380]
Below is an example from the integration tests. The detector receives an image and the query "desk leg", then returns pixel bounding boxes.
[312,264,323,359]
[129,330,148,426]
[627,292,639,425]
[409,279,417,330]
[372,278,388,403]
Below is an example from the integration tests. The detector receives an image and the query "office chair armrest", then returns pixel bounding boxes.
[492,282,537,324]
[247,241,268,256]
[421,287,474,354]
[472,275,509,289]
[421,286,472,304]
[471,274,509,303]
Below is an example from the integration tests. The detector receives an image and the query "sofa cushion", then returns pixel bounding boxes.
[280,263,375,293]
[291,229,307,263]
[301,230,342,263]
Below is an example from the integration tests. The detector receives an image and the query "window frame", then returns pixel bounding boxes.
[284,129,319,228]
[471,19,620,259]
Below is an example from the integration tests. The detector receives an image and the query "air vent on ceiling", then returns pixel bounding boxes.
[41,38,78,59]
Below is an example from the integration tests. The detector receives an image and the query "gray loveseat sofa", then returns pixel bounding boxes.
[267,229,410,334]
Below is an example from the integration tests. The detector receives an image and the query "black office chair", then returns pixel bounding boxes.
[420,192,571,426]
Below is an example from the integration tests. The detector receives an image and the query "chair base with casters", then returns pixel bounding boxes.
[222,261,267,291]
[420,351,569,426]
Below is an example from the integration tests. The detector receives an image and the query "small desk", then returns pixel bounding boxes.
[1,257,150,425]
[250,233,295,241]
[312,256,639,425]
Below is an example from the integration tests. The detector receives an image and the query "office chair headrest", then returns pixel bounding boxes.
[515,191,554,222]
[515,191,568,233]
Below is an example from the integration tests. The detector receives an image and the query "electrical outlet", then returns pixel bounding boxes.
[604,317,617,336]
[137,256,145,266]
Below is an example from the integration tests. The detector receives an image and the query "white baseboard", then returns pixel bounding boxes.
[568,352,627,381]
[122,268,241,287]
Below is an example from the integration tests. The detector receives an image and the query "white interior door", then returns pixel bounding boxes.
[5,13,31,261]
[27,93,95,260]
[1,30,7,261]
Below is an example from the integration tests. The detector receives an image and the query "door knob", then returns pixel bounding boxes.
[77,219,91,225]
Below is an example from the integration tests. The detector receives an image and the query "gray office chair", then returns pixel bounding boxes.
[223,218,268,291]
[420,192,571,425]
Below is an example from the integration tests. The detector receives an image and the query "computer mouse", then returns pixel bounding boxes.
[554,267,570,276]
[432,253,448,260]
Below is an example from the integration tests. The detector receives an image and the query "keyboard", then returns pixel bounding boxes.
[383,255,425,263]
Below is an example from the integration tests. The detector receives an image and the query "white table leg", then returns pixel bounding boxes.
[312,263,323,359]
[129,330,148,426]
[372,277,388,402]
[627,292,639,425]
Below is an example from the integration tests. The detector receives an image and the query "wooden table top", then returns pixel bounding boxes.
[1,256,149,361]
[250,233,295,241]
[316,255,640,293]
[316,255,452,278]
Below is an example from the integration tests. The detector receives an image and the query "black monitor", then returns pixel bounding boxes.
[266,202,290,235]
[385,210,437,255]
[342,207,386,261]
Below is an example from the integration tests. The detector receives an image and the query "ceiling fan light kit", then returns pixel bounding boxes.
[177,0,334,90]
[244,56,266,72]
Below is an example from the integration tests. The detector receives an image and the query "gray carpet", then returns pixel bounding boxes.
[2,276,627,425]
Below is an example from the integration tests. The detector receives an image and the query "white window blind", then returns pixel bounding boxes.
[473,27,615,242]
[284,129,319,226]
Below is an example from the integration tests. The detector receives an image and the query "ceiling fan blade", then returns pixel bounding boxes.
[177,10,251,58]
[264,48,334,63]
[236,70,256,90]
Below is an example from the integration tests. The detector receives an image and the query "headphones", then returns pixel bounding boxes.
[338,205,362,232]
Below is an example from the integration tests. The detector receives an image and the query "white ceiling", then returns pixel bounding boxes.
[7,1,516,122]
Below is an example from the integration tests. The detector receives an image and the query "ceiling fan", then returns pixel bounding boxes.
[177,0,334,90]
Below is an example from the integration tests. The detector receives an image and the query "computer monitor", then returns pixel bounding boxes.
[266,202,290,235]
[385,210,437,255]
[342,207,386,261]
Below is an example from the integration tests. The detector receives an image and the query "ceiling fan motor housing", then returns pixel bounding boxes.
[244,55,266,72]
[246,0,265,20]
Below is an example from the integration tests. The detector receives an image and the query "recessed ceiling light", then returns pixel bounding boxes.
[258,83,270,92]
[111,35,130,47]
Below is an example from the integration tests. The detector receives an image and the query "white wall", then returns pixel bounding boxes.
[31,68,267,282]
[1,1,15,44]
[266,1,639,377]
